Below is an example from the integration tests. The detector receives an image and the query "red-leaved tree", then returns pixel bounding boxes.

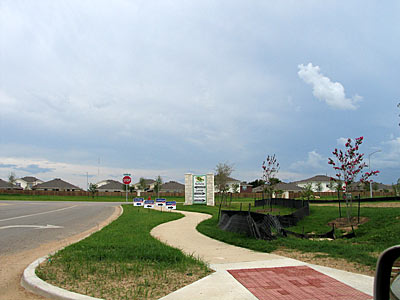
[328,136,379,222]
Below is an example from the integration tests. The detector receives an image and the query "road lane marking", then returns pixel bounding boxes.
[0,205,79,222]
[0,224,64,230]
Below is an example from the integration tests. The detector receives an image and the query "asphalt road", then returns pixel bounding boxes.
[0,201,122,256]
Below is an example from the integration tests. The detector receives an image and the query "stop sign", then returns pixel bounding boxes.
[122,176,131,185]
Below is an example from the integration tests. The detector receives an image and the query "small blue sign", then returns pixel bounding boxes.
[133,198,144,206]
[166,201,176,210]
[156,198,166,207]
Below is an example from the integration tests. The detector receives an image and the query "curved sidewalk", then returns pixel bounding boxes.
[151,210,374,300]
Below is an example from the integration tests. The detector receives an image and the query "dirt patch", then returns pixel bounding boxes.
[327,216,369,233]
[0,205,122,300]
[272,248,375,276]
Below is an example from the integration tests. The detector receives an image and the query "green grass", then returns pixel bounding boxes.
[36,205,210,300]
[177,203,400,270]
[0,193,186,202]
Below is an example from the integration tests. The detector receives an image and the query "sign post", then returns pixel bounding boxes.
[123,174,132,202]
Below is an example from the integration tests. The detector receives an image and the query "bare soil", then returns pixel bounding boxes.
[0,205,122,300]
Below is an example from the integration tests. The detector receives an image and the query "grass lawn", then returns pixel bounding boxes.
[0,193,187,202]
[36,205,211,300]
[177,203,400,271]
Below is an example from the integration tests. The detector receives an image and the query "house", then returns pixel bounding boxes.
[253,182,303,198]
[133,179,156,192]
[274,182,304,198]
[348,181,392,192]
[214,177,242,193]
[96,179,124,192]
[0,179,23,190]
[14,176,43,190]
[240,182,253,193]
[160,181,184,193]
[32,178,81,191]
[293,175,336,192]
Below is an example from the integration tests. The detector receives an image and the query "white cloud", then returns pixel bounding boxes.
[290,150,326,171]
[336,137,348,146]
[298,63,361,110]
[374,137,400,168]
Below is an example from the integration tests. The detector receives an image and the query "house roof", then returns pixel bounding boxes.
[253,182,303,192]
[0,179,23,189]
[134,179,156,185]
[226,177,240,183]
[294,175,332,184]
[97,180,124,190]
[160,181,184,191]
[20,176,41,183]
[33,178,81,190]
[275,182,304,191]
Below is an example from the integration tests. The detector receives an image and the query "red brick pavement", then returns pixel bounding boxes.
[228,266,372,300]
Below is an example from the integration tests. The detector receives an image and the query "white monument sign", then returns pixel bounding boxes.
[185,173,214,206]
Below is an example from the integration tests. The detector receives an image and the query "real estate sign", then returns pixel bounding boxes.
[166,201,176,210]
[156,198,166,207]
[133,198,144,206]
[193,175,207,204]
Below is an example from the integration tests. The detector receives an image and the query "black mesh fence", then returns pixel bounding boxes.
[254,198,308,209]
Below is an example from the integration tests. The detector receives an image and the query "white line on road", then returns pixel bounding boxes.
[0,224,64,230]
[0,205,79,222]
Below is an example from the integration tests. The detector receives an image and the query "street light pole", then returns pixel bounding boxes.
[368,150,381,198]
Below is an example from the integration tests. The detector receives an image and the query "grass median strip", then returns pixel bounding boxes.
[36,205,211,300]
[177,203,400,274]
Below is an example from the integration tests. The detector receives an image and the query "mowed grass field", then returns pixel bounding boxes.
[177,202,400,271]
[33,197,400,299]
[36,206,211,300]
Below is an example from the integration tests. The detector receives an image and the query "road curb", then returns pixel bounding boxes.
[21,256,103,300]
[21,205,123,300]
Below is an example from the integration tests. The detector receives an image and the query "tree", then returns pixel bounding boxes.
[138,177,148,192]
[214,162,234,205]
[300,183,314,201]
[315,182,323,194]
[231,183,239,193]
[249,179,265,188]
[8,172,16,184]
[328,136,379,223]
[88,183,98,199]
[262,154,280,200]
[154,175,163,198]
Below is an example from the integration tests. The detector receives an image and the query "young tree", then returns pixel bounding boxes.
[231,183,240,193]
[315,182,323,195]
[300,183,315,201]
[328,136,379,223]
[8,172,16,184]
[88,183,98,199]
[214,162,234,205]
[138,177,148,192]
[154,175,163,198]
[262,154,280,200]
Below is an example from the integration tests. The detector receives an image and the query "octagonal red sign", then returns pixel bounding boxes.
[122,176,131,184]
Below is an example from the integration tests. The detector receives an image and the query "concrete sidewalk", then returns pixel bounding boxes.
[151,210,374,300]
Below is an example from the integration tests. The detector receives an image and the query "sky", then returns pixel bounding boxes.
[1,1,399,189]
